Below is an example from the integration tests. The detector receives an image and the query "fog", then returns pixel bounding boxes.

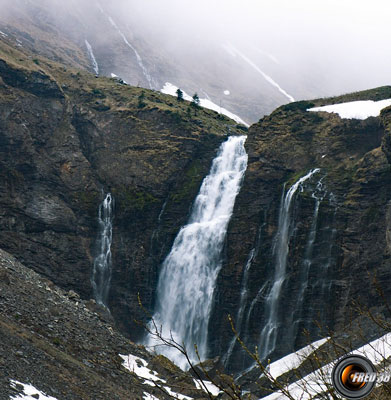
[1,0,391,117]
[111,0,391,90]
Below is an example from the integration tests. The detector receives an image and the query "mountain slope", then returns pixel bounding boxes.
[0,0,341,124]
[0,247,211,400]
[0,36,246,344]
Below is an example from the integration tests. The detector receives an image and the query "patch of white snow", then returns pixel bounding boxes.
[224,90,230,95]
[193,379,221,396]
[10,380,58,400]
[120,354,193,399]
[143,392,159,400]
[308,99,391,120]
[268,338,329,379]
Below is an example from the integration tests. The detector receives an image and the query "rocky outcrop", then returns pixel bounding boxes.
[0,39,245,342]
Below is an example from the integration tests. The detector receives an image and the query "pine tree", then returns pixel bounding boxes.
[176,88,184,102]
[192,93,200,108]
[137,91,146,108]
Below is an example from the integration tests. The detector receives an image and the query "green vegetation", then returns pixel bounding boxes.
[280,100,315,112]
[72,191,100,215]
[312,86,391,107]
[191,93,200,108]
[114,188,158,211]
[170,161,203,203]
[137,91,146,108]
[91,88,106,98]
[176,88,184,102]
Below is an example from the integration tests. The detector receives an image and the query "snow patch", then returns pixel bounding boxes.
[224,43,294,103]
[263,332,391,399]
[120,354,162,386]
[0,30,8,37]
[267,337,329,379]
[224,90,230,95]
[120,354,193,400]
[193,379,221,396]
[143,392,159,400]
[10,380,58,400]
[161,82,249,126]
[308,99,391,120]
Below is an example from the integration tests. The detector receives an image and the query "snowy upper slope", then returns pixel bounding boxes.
[308,99,391,119]
[161,82,249,127]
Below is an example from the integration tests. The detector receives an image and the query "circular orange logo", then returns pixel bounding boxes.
[332,355,376,399]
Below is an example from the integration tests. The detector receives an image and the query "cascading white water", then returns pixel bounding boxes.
[258,168,320,361]
[85,39,99,75]
[146,136,248,369]
[298,179,325,303]
[91,193,114,308]
[290,177,326,340]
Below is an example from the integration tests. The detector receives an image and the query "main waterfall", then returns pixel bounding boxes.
[91,193,114,308]
[146,136,248,369]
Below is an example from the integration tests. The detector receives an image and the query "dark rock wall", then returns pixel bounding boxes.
[210,97,391,372]
[0,51,242,341]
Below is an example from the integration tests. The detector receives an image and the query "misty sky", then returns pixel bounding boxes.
[1,0,390,100]
[118,0,391,92]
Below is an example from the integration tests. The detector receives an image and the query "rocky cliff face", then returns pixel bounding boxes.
[210,88,391,371]
[2,12,391,382]
[0,38,246,344]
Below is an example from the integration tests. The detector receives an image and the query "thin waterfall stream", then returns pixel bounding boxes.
[91,193,114,308]
[146,136,248,369]
[258,168,320,361]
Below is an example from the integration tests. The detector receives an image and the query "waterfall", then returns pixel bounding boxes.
[223,248,254,367]
[224,219,265,369]
[258,168,320,361]
[107,16,155,89]
[85,39,99,75]
[290,177,325,342]
[146,136,248,370]
[91,193,114,308]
